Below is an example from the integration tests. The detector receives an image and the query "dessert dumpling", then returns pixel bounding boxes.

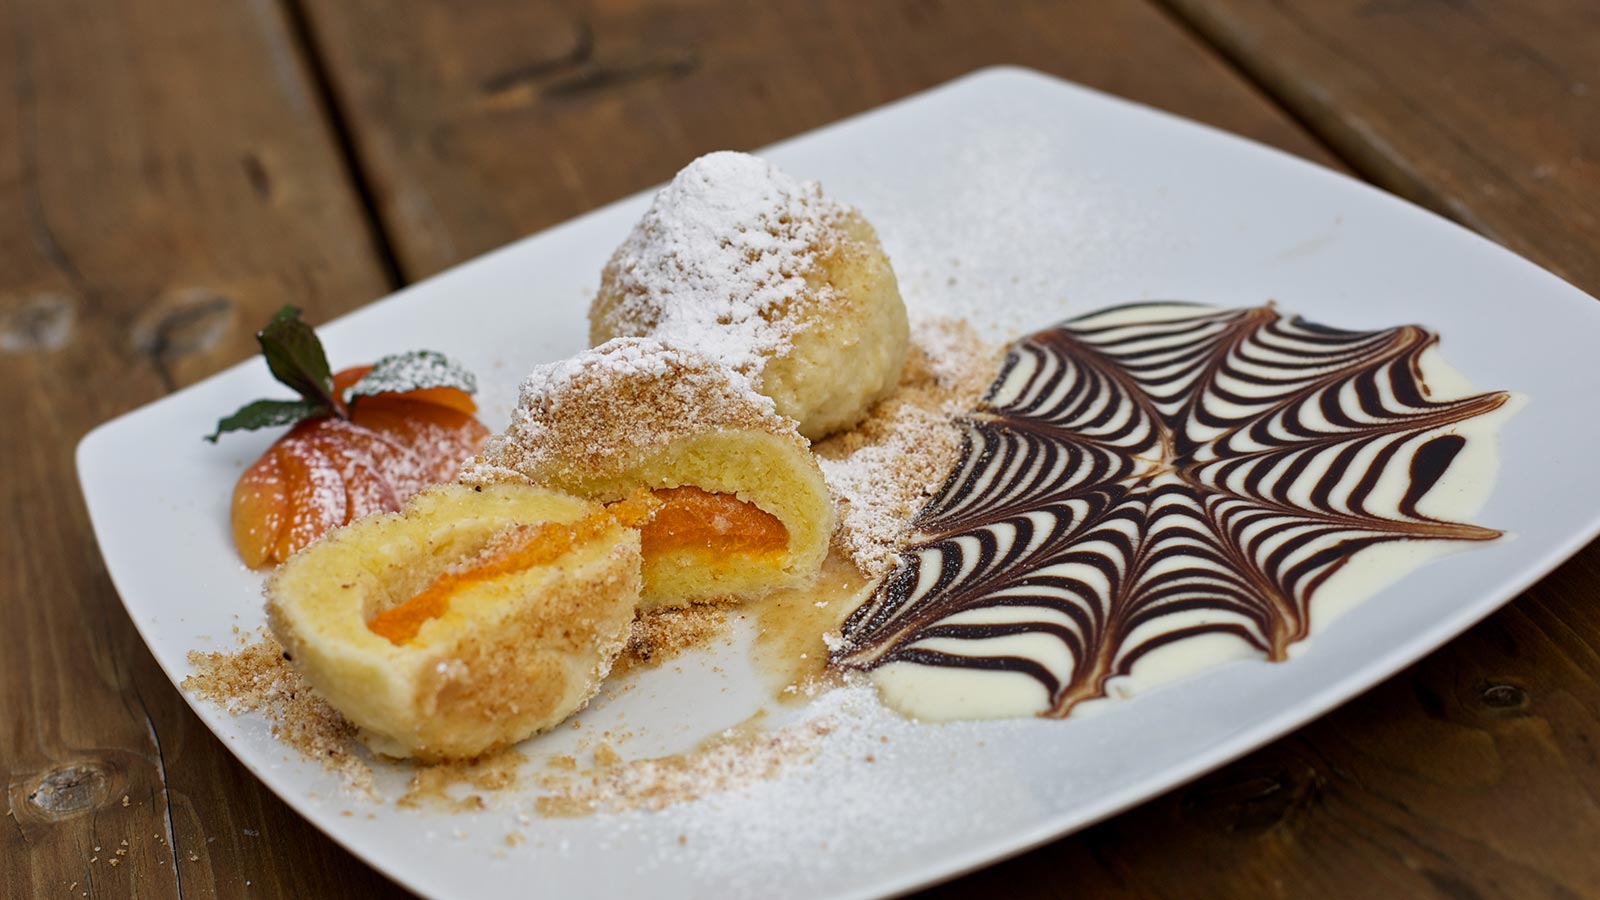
[588,151,908,440]
[461,338,833,609]
[266,483,641,761]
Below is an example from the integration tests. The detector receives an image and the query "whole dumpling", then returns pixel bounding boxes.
[589,151,909,440]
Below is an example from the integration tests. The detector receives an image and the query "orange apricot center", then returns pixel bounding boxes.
[366,487,787,645]
[367,513,616,645]
[638,487,788,557]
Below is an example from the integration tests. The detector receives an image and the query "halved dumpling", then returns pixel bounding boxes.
[266,483,642,761]
[461,338,834,608]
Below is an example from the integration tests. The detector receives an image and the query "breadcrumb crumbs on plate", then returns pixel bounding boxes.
[534,715,834,817]
[612,602,733,678]
[397,750,525,812]
[183,635,376,799]
[814,318,1000,578]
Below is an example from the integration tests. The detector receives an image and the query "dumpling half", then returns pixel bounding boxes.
[462,338,834,608]
[266,482,641,761]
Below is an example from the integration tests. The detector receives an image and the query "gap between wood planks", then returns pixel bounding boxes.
[281,0,407,291]
[1149,1,1359,176]
[1151,0,1464,226]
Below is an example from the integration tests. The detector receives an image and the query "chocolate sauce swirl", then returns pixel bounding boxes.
[834,302,1511,717]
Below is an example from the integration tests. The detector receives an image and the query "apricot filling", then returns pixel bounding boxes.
[366,487,788,644]
[367,512,617,645]
[636,487,788,558]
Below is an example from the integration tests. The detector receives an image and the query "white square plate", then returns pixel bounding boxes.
[79,67,1600,899]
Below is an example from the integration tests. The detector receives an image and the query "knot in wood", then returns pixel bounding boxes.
[25,762,112,820]
[1179,757,1324,836]
[131,287,237,360]
[0,292,75,353]
[1479,681,1529,712]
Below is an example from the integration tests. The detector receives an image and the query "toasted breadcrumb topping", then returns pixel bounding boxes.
[461,337,802,487]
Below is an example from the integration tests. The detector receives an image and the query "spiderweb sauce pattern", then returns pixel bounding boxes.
[836,302,1509,715]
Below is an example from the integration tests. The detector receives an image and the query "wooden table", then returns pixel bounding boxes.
[6,1,1598,896]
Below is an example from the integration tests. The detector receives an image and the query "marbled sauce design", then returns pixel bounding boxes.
[834,303,1512,719]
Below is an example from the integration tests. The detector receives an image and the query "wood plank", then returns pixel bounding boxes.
[298,0,1343,280]
[0,0,403,896]
[1162,0,1600,295]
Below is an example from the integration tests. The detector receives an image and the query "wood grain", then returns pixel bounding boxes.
[1162,0,1600,295]
[12,0,1599,898]
[297,0,1343,280]
[0,0,399,896]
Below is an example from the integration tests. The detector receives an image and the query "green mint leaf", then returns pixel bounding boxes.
[257,305,338,414]
[204,398,326,443]
[345,350,478,403]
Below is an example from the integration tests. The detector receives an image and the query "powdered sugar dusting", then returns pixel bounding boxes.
[647,682,1041,893]
[348,350,478,400]
[593,151,848,376]
[815,318,1000,577]
[869,125,1171,341]
[276,438,348,547]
